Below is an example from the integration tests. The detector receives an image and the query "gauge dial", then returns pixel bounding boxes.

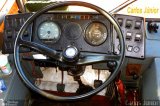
[85,22,108,46]
[38,21,60,43]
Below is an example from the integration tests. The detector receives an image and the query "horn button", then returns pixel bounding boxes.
[62,46,79,62]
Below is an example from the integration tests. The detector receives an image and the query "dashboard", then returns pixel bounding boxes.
[2,12,145,59]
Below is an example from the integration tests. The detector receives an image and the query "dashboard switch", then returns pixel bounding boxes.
[15,18,21,28]
[135,34,142,42]
[135,21,141,29]
[117,18,123,26]
[127,45,133,52]
[6,19,12,28]
[126,32,132,40]
[6,30,12,39]
[134,46,140,53]
[126,20,132,28]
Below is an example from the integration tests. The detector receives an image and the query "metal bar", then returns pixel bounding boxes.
[109,0,137,14]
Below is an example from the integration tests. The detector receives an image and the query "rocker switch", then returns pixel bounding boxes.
[126,32,132,40]
[135,21,141,29]
[135,34,142,42]
[117,18,123,26]
[126,20,132,28]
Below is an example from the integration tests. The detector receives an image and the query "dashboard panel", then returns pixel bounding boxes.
[2,13,33,54]
[33,13,112,54]
[113,14,145,59]
[2,12,145,59]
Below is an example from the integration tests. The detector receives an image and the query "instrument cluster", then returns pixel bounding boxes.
[32,13,112,54]
[37,20,108,46]
[3,12,145,59]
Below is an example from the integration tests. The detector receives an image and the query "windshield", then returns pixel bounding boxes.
[1,0,159,18]
[117,0,160,18]
[67,0,160,18]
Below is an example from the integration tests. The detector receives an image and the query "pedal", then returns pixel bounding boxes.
[94,80,103,88]
[76,84,93,95]
[57,83,65,92]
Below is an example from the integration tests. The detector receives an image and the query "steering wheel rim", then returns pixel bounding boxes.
[14,1,125,101]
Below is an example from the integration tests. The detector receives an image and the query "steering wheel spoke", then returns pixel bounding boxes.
[19,39,61,61]
[77,53,120,65]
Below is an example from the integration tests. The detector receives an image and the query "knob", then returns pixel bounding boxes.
[147,22,159,33]
[133,74,139,80]
[107,61,117,69]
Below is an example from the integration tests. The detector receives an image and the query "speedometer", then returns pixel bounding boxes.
[85,22,108,46]
[38,21,60,43]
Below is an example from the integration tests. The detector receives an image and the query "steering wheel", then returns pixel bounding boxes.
[14,1,125,101]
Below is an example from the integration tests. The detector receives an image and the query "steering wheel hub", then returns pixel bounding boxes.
[63,46,79,62]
